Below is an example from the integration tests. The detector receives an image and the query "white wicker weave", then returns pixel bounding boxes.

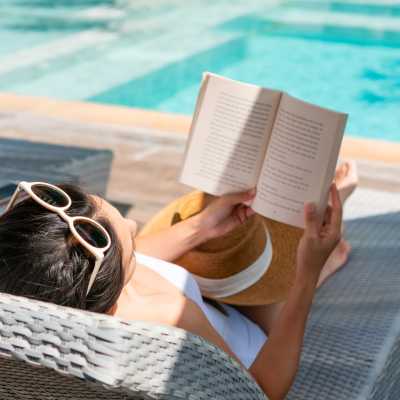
[0,292,267,400]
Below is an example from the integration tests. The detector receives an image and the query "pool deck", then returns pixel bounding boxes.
[0,92,399,228]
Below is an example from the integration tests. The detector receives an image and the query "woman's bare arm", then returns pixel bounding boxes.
[247,276,317,400]
[135,189,256,262]
[235,301,285,336]
[248,184,343,399]
[135,217,205,262]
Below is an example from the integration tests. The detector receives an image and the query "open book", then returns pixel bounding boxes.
[179,72,348,228]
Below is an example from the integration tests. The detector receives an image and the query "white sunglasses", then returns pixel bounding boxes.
[3,181,112,296]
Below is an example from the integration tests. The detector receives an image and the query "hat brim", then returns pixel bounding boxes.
[138,191,303,305]
[219,217,302,305]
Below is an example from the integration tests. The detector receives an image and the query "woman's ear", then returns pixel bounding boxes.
[106,303,118,316]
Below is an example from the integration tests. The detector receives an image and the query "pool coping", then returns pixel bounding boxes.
[0,92,399,164]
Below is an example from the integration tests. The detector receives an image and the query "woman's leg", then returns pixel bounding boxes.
[236,161,358,336]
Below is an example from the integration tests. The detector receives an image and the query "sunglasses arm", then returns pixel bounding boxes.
[86,255,104,295]
[4,185,22,214]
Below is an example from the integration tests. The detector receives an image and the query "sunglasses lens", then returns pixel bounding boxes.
[74,219,109,249]
[31,184,70,208]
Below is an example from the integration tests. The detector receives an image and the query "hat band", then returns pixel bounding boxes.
[191,227,273,298]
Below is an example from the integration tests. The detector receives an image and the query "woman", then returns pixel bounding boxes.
[0,161,357,400]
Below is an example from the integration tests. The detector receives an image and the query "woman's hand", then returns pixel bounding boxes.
[192,187,257,242]
[296,183,343,286]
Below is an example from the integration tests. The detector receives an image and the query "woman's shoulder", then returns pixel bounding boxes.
[115,290,206,335]
[136,292,204,330]
[114,288,183,324]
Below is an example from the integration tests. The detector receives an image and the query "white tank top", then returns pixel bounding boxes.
[135,251,268,369]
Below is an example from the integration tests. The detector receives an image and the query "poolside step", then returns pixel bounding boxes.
[89,36,246,109]
[0,0,177,75]
[0,30,117,76]
[0,0,268,100]
[6,31,242,100]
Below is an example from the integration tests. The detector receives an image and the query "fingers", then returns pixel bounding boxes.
[303,185,342,244]
[221,187,256,206]
[243,187,257,206]
[303,202,320,238]
[329,183,343,238]
[322,205,332,227]
[215,204,256,237]
[245,206,256,218]
[235,204,255,224]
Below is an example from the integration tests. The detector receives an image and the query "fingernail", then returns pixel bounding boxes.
[248,187,256,196]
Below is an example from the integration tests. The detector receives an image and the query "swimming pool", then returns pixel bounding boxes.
[1,0,399,141]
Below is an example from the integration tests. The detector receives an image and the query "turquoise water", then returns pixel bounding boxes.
[1,0,400,141]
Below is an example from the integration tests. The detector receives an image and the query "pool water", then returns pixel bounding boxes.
[1,0,400,141]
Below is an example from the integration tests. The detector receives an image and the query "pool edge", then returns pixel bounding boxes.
[0,92,399,164]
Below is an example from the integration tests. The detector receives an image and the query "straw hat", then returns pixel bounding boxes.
[138,190,303,305]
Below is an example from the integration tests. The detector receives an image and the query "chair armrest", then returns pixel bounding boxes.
[0,292,267,399]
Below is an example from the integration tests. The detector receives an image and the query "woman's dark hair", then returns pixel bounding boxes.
[0,183,124,313]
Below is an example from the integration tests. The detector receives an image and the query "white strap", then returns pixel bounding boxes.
[191,228,273,298]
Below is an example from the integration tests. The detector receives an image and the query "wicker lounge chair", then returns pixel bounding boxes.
[0,291,266,400]
[0,187,399,399]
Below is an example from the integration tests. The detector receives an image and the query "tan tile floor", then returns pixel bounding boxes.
[0,93,399,229]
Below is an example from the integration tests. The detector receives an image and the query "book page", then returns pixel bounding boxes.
[179,73,282,195]
[252,93,347,228]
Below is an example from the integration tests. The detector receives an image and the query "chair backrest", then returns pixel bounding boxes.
[0,292,267,400]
